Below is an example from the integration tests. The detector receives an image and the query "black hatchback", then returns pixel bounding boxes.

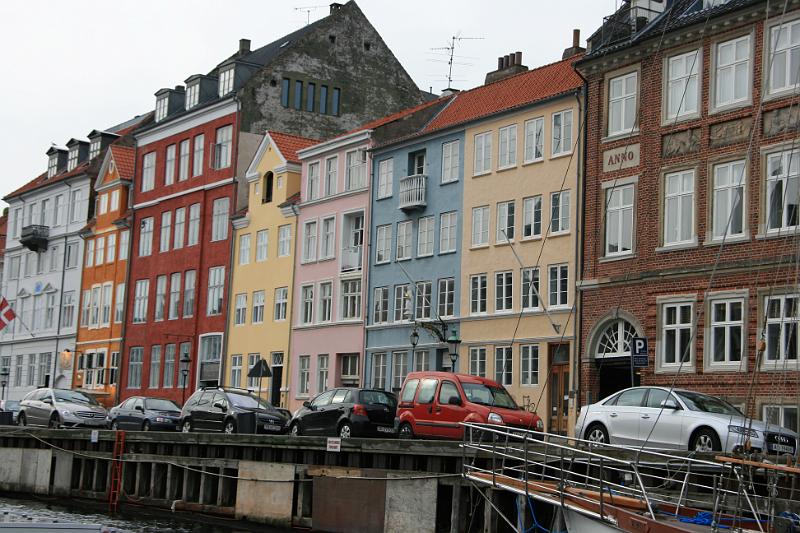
[108,397,182,431]
[179,387,291,435]
[289,388,397,438]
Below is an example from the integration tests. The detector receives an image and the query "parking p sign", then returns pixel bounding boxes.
[632,337,648,368]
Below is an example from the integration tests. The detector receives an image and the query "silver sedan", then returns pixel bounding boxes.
[575,387,798,454]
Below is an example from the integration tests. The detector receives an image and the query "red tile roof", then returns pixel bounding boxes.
[348,95,454,135]
[109,145,135,181]
[4,162,91,201]
[268,132,318,164]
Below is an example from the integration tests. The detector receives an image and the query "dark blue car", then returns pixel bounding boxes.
[108,396,181,431]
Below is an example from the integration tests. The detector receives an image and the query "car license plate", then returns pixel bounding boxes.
[263,424,282,432]
[769,443,794,453]
[377,426,394,433]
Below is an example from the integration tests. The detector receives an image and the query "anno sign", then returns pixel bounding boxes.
[603,143,640,173]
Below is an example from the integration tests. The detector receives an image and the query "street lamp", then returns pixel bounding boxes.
[0,368,8,401]
[409,328,419,350]
[179,351,191,406]
[447,329,461,371]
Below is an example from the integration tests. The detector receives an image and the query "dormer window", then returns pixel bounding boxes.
[89,138,101,160]
[47,155,58,178]
[218,67,234,97]
[185,83,199,110]
[155,96,168,122]
[67,148,78,172]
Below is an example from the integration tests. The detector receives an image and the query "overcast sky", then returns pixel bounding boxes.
[0,0,615,210]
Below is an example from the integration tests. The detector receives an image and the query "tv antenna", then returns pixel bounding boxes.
[294,5,325,25]
[430,33,484,89]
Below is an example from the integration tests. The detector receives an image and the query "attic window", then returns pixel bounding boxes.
[89,139,101,160]
[185,83,199,110]
[67,148,79,172]
[329,35,336,44]
[47,155,58,178]
[218,67,235,97]
[363,41,371,51]
[155,96,168,122]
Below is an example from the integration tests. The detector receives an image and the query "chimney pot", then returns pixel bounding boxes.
[573,29,580,48]
[509,53,516,66]
[503,55,510,68]
[497,57,504,69]
[239,38,251,54]
[174,85,185,92]
[515,51,522,65]
[330,2,343,13]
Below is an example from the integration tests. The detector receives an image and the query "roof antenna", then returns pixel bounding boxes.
[429,32,484,89]
[294,5,325,25]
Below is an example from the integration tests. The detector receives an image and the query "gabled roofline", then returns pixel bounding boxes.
[297,130,372,160]
[245,132,284,181]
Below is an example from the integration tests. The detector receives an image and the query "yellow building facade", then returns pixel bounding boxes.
[459,92,583,435]
[224,132,316,407]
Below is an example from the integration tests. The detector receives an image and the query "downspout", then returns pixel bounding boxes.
[286,201,299,407]
[573,70,589,413]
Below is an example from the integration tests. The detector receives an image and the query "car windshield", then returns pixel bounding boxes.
[675,391,743,416]
[227,392,273,410]
[145,399,180,411]
[54,390,98,405]
[359,390,396,408]
[462,383,518,409]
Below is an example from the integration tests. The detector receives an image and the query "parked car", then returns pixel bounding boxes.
[576,387,799,454]
[290,388,397,438]
[0,400,20,424]
[108,397,182,431]
[179,387,291,434]
[395,372,543,440]
[18,388,108,428]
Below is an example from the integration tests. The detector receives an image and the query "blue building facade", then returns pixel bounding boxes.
[364,129,465,392]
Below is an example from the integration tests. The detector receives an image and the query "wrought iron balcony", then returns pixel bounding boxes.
[340,245,363,273]
[19,224,49,252]
[398,174,427,211]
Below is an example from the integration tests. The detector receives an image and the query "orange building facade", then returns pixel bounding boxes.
[73,145,135,406]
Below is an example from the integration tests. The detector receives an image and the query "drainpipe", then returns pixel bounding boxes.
[573,70,589,412]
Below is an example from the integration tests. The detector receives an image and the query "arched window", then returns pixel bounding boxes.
[597,320,637,358]
[262,172,274,204]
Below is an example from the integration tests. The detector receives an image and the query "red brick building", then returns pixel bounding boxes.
[576,0,799,433]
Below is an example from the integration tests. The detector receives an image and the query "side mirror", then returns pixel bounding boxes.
[661,399,679,410]
[448,396,462,406]
[134,405,143,412]
[42,397,53,405]
[213,402,226,411]
[302,401,311,409]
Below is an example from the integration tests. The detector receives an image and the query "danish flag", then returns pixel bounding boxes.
[0,298,16,332]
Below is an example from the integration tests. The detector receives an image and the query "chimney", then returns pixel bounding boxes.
[485,51,529,84]
[562,29,586,59]
[330,2,343,13]
[239,38,251,55]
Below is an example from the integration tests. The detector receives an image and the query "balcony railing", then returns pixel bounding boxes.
[19,224,49,252]
[341,245,363,273]
[399,174,427,211]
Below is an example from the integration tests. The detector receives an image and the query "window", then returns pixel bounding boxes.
[709,299,743,366]
[70,189,84,222]
[373,287,389,323]
[98,194,108,215]
[396,221,412,260]
[302,220,317,262]
[597,320,637,358]
[114,283,125,323]
[770,20,800,94]
[128,348,143,388]
[256,230,268,261]
[193,134,204,177]
[522,268,540,311]
[378,159,393,198]
[661,302,693,367]
[765,294,799,363]
[474,132,492,175]
[211,198,229,241]
[317,354,329,392]
[45,292,56,329]
[177,139,190,181]
[498,125,517,168]
[605,184,634,256]
[332,87,341,115]
[470,274,487,315]
[95,237,105,265]
[712,160,745,239]
[546,108,573,162]
[413,350,429,371]
[101,284,112,326]
[392,352,408,390]
[239,234,251,265]
[548,264,568,308]
[274,287,288,320]
[766,149,800,232]
[715,35,750,108]
[281,78,290,107]
[139,217,153,256]
[149,346,161,388]
[262,173,274,204]
[306,82,316,112]
[524,117,544,162]
[521,345,539,386]
[85,239,95,267]
[133,280,149,323]
[763,404,799,434]
[372,353,386,389]
[38,353,51,387]
[666,50,700,119]
[439,212,457,253]
[314,218,334,261]
[165,144,176,185]
[495,271,513,312]
[442,140,460,183]
[341,279,361,319]
[664,170,695,245]
[496,201,515,243]
[183,270,196,318]
[67,148,78,172]
[298,356,310,395]
[278,225,291,257]
[346,151,366,191]
[307,162,319,200]
[218,67,234,96]
[154,275,167,321]
[470,347,486,377]
[438,278,455,318]
[8,256,20,280]
[301,285,314,324]
[214,125,232,169]
[294,81,303,110]
[415,281,432,320]
[608,71,637,136]
[185,84,199,110]
[551,191,570,233]
[13,355,22,387]
[109,190,119,213]
[252,290,265,323]
[47,155,58,177]
[119,231,129,261]
[230,354,242,388]
[173,208,185,249]
[53,197,64,226]
[375,224,391,263]
[394,284,411,322]
[155,96,168,122]
[495,347,512,385]
[234,293,247,325]
[61,291,76,328]
[320,85,328,114]
[319,282,332,322]
[207,266,225,316]
[160,211,172,253]
[472,206,489,246]
[107,233,116,263]
[142,152,156,192]
[523,196,542,238]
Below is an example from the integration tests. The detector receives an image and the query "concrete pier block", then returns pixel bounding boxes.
[384,474,437,533]
[51,450,73,496]
[0,448,23,491]
[235,462,296,527]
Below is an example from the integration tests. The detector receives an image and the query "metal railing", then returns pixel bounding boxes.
[340,245,363,272]
[398,174,426,210]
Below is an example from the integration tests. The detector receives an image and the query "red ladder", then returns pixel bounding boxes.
[108,430,125,513]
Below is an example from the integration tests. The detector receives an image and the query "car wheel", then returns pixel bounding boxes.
[398,422,413,440]
[691,428,720,452]
[110,420,119,431]
[142,421,151,432]
[17,413,26,427]
[48,415,60,430]
[223,419,236,435]
[289,422,301,437]
[585,423,609,445]
[339,422,352,439]
[181,420,192,433]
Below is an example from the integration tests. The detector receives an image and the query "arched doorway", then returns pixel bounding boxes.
[591,317,642,400]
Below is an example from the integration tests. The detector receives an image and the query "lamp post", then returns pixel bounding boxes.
[409,322,460,372]
[0,368,8,401]
[180,351,191,406]
[447,329,461,372]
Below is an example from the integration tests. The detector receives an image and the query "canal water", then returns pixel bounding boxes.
[0,495,292,532]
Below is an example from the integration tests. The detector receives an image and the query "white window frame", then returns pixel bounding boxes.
[768,19,800,96]
[763,293,800,366]
[417,216,434,257]
[377,158,393,199]
[471,206,489,247]
[608,71,638,137]
[658,300,695,371]
[252,290,265,324]
[474,131,492,175]
[394,284,411,322]
[278,225,291,257]
[712,159,746,240]
[139,217,153,257]
[663,169,695,246]
[300,285,314,325]
[548,264,569,309]
[439,212,457,254]
[307,162,320,201]
[441,140,460,183]
[712,34,751,111]
[520,344,539,386]
[524,117,544,163]
[495,271,513,313]
[551,191,570,234]
[274,287,288,321]
[605,184,635,257]
[470,274,487,315]
[707,297,745,369]
[469,347,486,377]
[437,278,455,318]
[551,110,573,156]
[521,267,541,311]
[165,144,176,185]
[665,49,701,121]
[415,281,431,320]
[160,211,172,253]
[234,293,247,326]
[522,196,542,239]
[373,287,389,324]
[302,220,318,263]
[206,266,225,316]
[766,149,800,233]
[142,152,156,192]
[498,125,517,169]
[211,198,229,242]
[375,224,391,264]
[256,229,268,261]
[319,281,332,323]
[396,221,412,261]
[496,201,515,243]
[494,346,512,386]
[341,279,361,320]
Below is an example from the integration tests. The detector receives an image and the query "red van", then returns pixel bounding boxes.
[395,371,543,439]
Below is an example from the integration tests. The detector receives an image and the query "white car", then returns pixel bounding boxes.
[575,387,798,454]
